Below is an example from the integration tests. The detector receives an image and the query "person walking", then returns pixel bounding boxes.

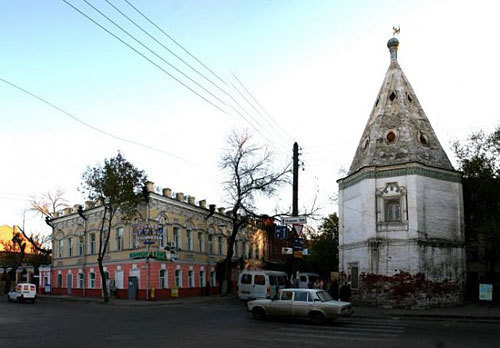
[339,282,351,302]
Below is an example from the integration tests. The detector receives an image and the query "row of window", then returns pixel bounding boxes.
[56,227,262,259]
[56,270,216,289]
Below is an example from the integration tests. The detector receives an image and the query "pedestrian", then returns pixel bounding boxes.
[313,279,321,289]
[339,282,351,302]
[319,279,324,290]
[329,279,339,300]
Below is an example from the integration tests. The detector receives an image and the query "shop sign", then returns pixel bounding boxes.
[479,283,493,301]
[136,224,164,245]
[129,251,167,260]
[130,251,149,259]
[171,288,179,297]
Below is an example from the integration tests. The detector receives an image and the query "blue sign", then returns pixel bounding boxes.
[137,224,164,245]
[293,238,304,251]
[275,225,288,239]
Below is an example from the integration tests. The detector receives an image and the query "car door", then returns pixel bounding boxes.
[269,290,292,316]
[292,291,313,317]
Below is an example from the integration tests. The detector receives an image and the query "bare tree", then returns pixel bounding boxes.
[219,130,290,295]
[16,226,52,256]
[81,152,147,303]
[31,188,68,219]
[2,232,26,293]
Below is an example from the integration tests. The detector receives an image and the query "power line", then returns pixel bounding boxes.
[231,72,293,143]
[82,0,229,110]
[0,77,205,170]
[123,0,228,88]
[62,0,227,116]
[65,0,280,150]
[100,0,283,152]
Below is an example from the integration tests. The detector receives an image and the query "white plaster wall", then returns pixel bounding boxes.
[339,171,464,282]
[415,177,464,241]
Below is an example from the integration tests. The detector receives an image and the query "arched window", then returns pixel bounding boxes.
[159,269,167,289]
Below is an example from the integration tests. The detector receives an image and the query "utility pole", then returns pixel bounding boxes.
[292,142,299,217]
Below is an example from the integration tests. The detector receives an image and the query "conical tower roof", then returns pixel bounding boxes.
[348,37,454,175]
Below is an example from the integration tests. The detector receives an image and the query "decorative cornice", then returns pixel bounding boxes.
[338,163,462,190]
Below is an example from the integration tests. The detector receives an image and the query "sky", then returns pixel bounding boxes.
[1,0,499,236]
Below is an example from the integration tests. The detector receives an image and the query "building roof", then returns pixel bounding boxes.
[348,37,454,175]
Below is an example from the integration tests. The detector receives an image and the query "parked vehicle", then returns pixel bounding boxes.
[238,270,288,300]
[291,272,320,288]
[247,288,353,324]
[7,283,37,303]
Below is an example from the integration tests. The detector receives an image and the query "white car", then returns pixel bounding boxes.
[248,288,353,324]
[7,283,37,303]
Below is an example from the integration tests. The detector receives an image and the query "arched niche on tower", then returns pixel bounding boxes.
[375,182,408,232]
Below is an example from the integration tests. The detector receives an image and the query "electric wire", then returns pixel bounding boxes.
[123,0,228,88]
[0,77,204,170]
[82,0,229,110]
[102,0,285,153]
[66,0,280,150]
[62,0,227,116]
[231,72,293,140]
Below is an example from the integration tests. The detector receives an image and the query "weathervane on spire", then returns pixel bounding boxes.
[393,26,400,37]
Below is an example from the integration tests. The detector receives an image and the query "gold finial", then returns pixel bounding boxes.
[393,26,400,36]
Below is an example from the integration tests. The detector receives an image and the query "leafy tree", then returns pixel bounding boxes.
[220,131,290,295]
[304,213,339,279]
[453,126,500,280]
[80,152,147,303]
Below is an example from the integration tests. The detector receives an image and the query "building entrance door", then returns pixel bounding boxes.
[67,274,72,295]
[128,277,138,299]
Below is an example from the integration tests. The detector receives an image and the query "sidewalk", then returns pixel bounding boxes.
[352,302,500,322]
[37,293,236,307]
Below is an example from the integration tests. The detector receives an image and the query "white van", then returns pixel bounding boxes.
[7,283,37,303]
[291,272,320,289]
[238,270,287,300]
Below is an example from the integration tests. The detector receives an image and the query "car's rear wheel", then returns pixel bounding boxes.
[310,311,326,325]
[252,307,266,320]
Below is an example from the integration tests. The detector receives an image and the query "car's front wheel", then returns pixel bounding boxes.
[252,307,267,320]
[310,311,326,325]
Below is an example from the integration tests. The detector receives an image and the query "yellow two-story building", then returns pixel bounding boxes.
[42,183,267,300]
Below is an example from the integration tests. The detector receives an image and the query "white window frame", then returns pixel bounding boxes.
[89,234,95,255]
[78,273,84,289]
[187,229,193,251]
[199,270,205,287]
[218,236,223,256]
[79,237,84,256]
[173,227,180,249]
[188,270,194,288]
[174,269,182,288]
[198,232,203,253]
[208,235,213,254]
[68,237,72,257]
[58,239,63,258]
[159,269,167,289]
[89,272,96,288]
[210,271,216,287]
[116,227,124,251]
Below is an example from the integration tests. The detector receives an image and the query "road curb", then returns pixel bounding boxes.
[352,313,500,323]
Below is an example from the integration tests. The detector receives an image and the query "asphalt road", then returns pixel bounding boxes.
[1,296,499,348]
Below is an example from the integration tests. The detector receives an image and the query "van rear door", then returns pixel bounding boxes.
[253,274,267,299]
[238,273,252,299]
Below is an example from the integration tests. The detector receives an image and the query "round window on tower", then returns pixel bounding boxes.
[386,131,396,143]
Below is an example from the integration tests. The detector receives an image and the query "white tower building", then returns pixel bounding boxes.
[337,36,465,306]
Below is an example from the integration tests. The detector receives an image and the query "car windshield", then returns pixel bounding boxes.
[316,290,334,302]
